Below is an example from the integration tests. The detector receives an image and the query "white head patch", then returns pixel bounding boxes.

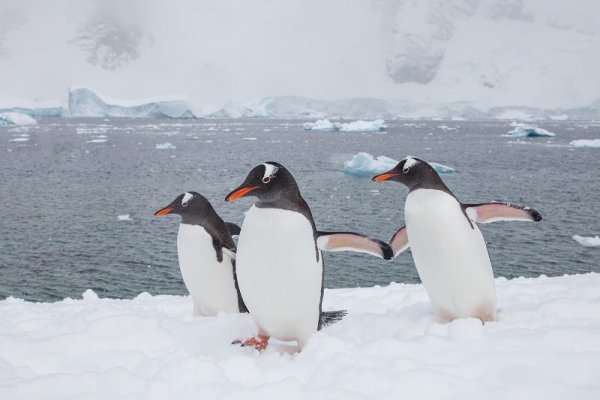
[262,163,279,181]
[182,192,194,206]
[403,157,419,171]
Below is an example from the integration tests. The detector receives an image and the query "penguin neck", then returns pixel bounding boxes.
[255,190,317,234]
[409,170,453,194]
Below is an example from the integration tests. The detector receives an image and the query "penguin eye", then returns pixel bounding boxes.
[403,167,410,174]
[182,201,189,207]
[262,176,271,184]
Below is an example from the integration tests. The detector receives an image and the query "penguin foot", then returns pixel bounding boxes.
[232,335,270,351]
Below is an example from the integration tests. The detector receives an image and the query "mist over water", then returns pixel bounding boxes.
[2,118,598,301]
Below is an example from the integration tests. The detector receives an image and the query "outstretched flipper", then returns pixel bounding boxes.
[464,202,542,224]
[320,310,347,328]
[225,222,241,237]
[390,226,410,258]
[316,231,393,260]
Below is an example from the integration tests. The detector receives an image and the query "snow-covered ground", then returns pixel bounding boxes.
[1,273,598,399]
[344,152,455,177]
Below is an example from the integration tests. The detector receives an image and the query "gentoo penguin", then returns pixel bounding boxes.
[226,162,392,351]
[155,192,247,316]
[373,157,542,322]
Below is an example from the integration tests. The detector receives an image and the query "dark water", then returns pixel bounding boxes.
[1,118,599,302]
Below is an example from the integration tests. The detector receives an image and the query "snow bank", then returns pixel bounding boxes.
[304,119,386,132]
[0,112,37,126]
[343,152,455,176]
[0,274,599,399]
[507,123,555,137]
[573,235,600,247]
[570,139,600,148]
[69,87,198,119]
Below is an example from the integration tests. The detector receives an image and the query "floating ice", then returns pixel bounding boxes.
[87,139,107,143]
[241,137,257,140]
[0,95,62,118]
[573,235,600,247]
[0,112,37,126]
[343,152,455,176]
[507,123,555,137]
[570,139,600,148]
[156,142,176,149]
[117,214,132,221]
[8,137,30,142]
[0,274,599,399]
[304,119,386,132]
[69,87,198,119]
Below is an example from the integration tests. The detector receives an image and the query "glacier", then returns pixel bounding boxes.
[506,123,555,137]
[0,112,37,126]
[344,152,455,177]
[0,273,599,399]
[68,87,198,119]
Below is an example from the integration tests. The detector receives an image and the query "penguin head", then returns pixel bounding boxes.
[372,157,442,191]
[155,191,208,218]
[225,161,299,203]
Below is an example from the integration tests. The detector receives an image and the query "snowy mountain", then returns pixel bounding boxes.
[0,0,599,114]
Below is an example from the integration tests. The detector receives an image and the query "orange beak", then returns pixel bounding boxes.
[372,173,399,182]
[225,186,259,202]
[154,207,174,216]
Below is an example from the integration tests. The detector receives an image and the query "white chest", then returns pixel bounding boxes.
[236,206,322,343]
[404,189,497,321]
[176,224,239,316]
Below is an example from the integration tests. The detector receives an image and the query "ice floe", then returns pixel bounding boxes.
[570,139,600,148]
[506,123,555,137]
[117,214,132,221]
[343,152,455,176]
[156,142,176,149]
[0,112,37,126]
[69,87,198,119]
[303,119,386,132]
[0,273,599,399]
[573,235,600,247]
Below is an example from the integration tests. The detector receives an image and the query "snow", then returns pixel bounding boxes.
[343,152,455,177]
[570,139,600,148]
[0,112,37,126]
[69,87,198,119]
[0,273,599,399]
[303,119,386,132]
[117,214,132,221]
[506,123,555,137]
[155,142,176,150]
[573,235,600,247]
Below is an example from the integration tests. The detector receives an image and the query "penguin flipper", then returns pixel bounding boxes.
[319,310,347,328]
[225,222,241,237]
[464,202,542,223]
[316,231,393,260]
[390,226,410,258]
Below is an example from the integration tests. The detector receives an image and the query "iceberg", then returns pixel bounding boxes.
[68,87,198,119]
[0,273,599,399]
[570,139,600,148]
[156,142,176,149]
[573,235,600,247]
[0,112,37,126]
[343,152,455,177]
[506,123,555,137]
[0,95,63,118]
[304,119,386,132]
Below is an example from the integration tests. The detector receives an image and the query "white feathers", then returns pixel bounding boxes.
[262,163,279,181]
[403,157,418,170]
[181,192,194,206]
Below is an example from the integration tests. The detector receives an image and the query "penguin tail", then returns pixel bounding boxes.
[320,310,347,328]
